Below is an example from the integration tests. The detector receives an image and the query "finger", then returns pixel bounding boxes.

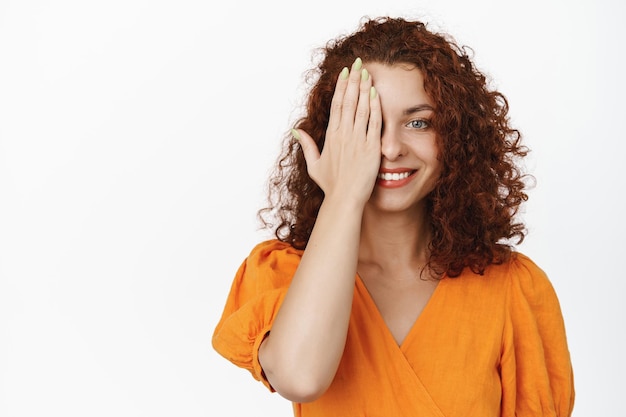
[353,67,372,138]
[327,66,350,132]
[292,128,320,167]
[366,86,382,145]
[339,58,364,131]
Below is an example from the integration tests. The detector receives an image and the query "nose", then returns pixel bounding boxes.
[380,126,405,161]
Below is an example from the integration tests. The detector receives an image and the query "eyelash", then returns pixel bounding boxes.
[407,119,430,129]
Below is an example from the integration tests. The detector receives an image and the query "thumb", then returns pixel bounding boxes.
[291,128,320,167]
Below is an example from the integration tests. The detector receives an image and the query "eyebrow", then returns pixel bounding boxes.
[403,104,435,115]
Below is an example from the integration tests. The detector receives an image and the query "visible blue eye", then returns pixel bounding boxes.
[408,119,429,129]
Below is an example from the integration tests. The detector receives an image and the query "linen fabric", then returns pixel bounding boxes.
[212,239,575,416]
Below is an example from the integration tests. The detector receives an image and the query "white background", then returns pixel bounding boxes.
[0,0,624,415]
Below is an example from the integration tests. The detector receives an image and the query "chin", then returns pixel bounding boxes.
[367,190,431,215]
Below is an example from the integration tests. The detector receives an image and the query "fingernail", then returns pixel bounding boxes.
[291,128,301,140]
[353,57,362,70]
[361,68,369,81]
[370,86,377,99]
[340,67,349,80]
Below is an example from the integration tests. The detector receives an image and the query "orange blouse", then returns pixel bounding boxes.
[212,239,575,416]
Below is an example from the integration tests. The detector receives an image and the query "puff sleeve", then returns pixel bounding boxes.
[212,240,302,391]
[500,254,575,416]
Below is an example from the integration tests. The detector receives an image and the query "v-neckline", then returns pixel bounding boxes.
[355,272,445,350]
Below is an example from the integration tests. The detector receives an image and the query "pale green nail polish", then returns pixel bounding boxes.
[361,68,369,81]
[340,67,349,79]
[370,86,377,99]
[354,57,362,70]
[291,128,301,140]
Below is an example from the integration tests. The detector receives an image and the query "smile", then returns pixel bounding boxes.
[377,171,415,181]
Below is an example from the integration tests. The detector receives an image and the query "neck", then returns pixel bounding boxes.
[358,204,432,272]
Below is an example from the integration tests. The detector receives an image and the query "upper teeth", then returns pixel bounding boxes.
[378,171,411,181]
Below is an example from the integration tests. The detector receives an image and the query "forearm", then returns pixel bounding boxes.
[260,57,380,402]
[259,195,363,401]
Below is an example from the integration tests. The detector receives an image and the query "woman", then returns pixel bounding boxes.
[213,16,574,416]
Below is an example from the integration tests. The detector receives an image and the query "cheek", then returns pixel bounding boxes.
[429,159,443,183]
[418,138,441,167]
[421,140,443,181]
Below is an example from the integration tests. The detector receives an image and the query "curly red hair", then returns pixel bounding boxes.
[258,16,530,277]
